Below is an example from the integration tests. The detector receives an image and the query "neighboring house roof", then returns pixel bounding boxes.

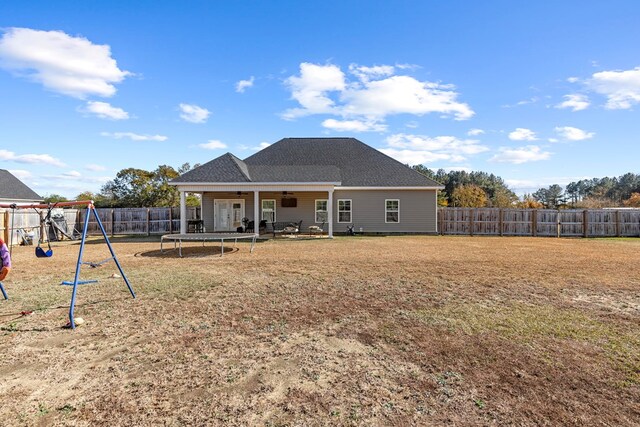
[0,169,42,201]
[173,137,442,187]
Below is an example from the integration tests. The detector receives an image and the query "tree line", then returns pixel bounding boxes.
[531,173,640,208]
[412,166,640,209]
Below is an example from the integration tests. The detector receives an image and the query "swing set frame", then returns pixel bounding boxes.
[0,200,136,329]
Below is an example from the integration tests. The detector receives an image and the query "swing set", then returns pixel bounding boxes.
[0,200,136,329]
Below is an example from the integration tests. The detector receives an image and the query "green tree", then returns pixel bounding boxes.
[43,194,69,203]
[533,184,564,208]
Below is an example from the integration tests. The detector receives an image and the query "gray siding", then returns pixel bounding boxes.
[201,189,437,233]
[332,190,437,233]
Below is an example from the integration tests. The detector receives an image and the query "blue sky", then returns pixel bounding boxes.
[1,1,639,198]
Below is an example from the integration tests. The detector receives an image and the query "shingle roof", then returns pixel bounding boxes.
[173,138,442,187]
[0,169,42,200]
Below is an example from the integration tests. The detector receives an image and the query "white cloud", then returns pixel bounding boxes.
[348,64,395,82]
[235,76,255,93]
[43,171,110,183]
[508,128,538,141]
[7,169,32,180]
[0,149,65,167]
[548,138,559,143]
[554,126,594,141]
[490,145,551,164]
[556,94,590,111]
[321,118,387,132]
[101,131,167,141]
[85,164,107,171]
[179,103,211,123]
[282,63,346,119]
[587,67,640,109]
[198,140,227,150]
[341,75,474,120]
[0,27,130,98]
[467,128,485,136]
[82,101,129,120]
[567,77,580,83]
[380,133,489,165]
[282,62,473,123]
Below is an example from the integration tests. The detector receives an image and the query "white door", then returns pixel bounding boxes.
[214,199,244,231]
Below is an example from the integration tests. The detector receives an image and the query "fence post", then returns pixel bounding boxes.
[499,208,503,236]
[556,210,561,238]
[111,209,115,237]
[532,209,537,237]
[616,210,621,237]
[583,210,588,238]
[3,210,8,244]
[146,208,151,236]
[469,208,474,236]
[169,207,173,234]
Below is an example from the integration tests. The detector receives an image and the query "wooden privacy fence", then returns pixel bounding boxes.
[0,207,200,243]
[76,207,200,236]
[438,208,640,237]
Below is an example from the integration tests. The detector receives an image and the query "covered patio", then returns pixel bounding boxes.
[175,184,338,238]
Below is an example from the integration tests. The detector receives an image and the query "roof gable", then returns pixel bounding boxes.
[172,153,251,183]
[0,169,42,200]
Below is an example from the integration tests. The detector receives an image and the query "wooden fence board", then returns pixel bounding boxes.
[438,207,640,238]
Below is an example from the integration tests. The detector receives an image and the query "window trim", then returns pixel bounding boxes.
[385,199,400,223]
[315,199,328,224]
[261,199,276,222]
[337,199,352,223]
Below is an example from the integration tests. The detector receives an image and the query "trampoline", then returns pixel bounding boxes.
[160,233,257,257]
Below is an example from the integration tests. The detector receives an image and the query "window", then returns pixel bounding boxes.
[262,199,276,222]
[385,199,399,223]
[315,200,327,223]
[338,199,352,223]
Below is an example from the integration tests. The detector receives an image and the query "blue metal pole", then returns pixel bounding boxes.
[0,282,7,300]
[68,206,92,329]
[93,206,136,299]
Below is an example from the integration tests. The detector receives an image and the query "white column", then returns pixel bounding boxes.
[180,191,187,234]
[328,188,334,238]
[253,190,260,236]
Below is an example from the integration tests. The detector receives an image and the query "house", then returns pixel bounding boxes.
[170,137,443,236]
[0,169,43,205]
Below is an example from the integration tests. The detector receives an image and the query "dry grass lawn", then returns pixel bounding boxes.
[0,235,639,426]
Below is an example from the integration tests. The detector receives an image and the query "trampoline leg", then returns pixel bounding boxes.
[220,239,224,257]
[250,236,256,253]
[0,282,7,300]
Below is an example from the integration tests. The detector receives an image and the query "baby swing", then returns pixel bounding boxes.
[34,203,56,257]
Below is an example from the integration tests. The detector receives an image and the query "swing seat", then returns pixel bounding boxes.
[35,247,53,258]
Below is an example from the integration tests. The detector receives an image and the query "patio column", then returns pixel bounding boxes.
[253,190,260,236]
[328,188,334,238]
[180,191,186,234]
